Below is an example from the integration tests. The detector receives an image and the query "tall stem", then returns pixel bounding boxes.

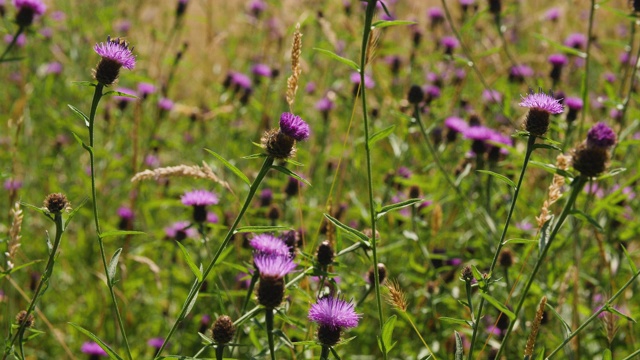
[495,176,587,359]
[359,2,386,358]
[86,84,133,360]
[155,156,274,357]
[468,135,536,359]
[577,0,596,139]
[265,308,276,360]
[0,26,24,62]
[320,345,331,360]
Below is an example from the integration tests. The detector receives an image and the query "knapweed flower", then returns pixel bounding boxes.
[147,337,165,349]
[158,97,174,111]
[427,7,444,27]
[509,64,534,83]
[564,33,587,50]
[572,122,616,177]
[44,193,68,214]
[254,254,296,308]
[407,85,424,105]
[308,296,360,346]
[444,116,469,142]
[165,221,196,241]
[181,189,219,223]
[81,341,108,358]
[176,0,188,18]
[249,234,290,257]
[261,112,310,159]
[440,36,459,55]
[564,97,583,123]
[137,82,156,99]
[482,89,502,104]
[519,90,564,136]
[117,206,134,230]
[316,240,334,266]
[13,0,46,27]
[251,63,272,79]
[548,54,568,83]
[545,7,560,21]
[211,315,236,345]
[93,36,135,86]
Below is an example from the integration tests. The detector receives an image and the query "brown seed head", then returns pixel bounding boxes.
[44,193,69,214]
[211,315,235,345]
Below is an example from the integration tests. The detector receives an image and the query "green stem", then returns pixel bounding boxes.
[0,26,24,62]
[155,156,274,358]
[546,268,640,359]
[495,176,588,359]
[359,2,386,358]
[215,345,224,360]
[320,345,331,360]
[467,135,535,359]
[265,308,276,360]
[2,214,64,360]
[577,0,596,139]
[86,84,133,360]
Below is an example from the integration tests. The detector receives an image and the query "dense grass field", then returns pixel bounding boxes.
[2,0,640,359]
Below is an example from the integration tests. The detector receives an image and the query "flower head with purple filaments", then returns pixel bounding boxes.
[13,0,46,15]
[254,254,296,278]
[279,112,310,141]
[587,122,616,148]
[519,91,564,114]
[94,36,136,70]
[250,234,291,257]
[181,189,219,206]
[308,296,360,329]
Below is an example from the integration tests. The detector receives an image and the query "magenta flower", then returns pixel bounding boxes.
[80,342,108,357]
[279,112,310,141]
[147,337,165,349]
[586,122,616,149]
[165,221,196,240]
[309,296,360,346]
[181,189,218,206]
[13,0,46,26]
[519,91,564,115]
[564,33,587,49]
[350,72,375,88]
[251,63,271,78]
[548,54,568,66]
[137,82,156,98]
[94,37,135,70]
[445,117,469,134]
[158,97,174,111]
[254,254,296,278]
[249,234,290,257]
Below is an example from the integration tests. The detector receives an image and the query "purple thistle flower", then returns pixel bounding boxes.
[94,37,136,70]
[158,97,174,111]
[114,19,131,34]
[305,82,316,94]
[80,342,108,357]
[137,82,156,97]
[509,64,534,81]
[13,0,46,27]
[424,85,441,101]
[315,97,335,113]
[564,33,587,50]
[228,71,252,90]
[251,63,271,78]
[565,97,583,111]
[548,54,568,66]
[519,91,563,114]
[350,72,375,88]
[545,7,560,21]
[279,112,310,141]
[463,126,495,141]
[147,337,165,349]
[427,7,444,21]
[397,166,412,179]
[181,189,219,206]
[44,61,63,75]
[308,296,360,330]
[207,212,219,224]
[254,254,297,278]
[165,221,196,240]
[249,234,291,257]
[117,206,134,220]
[482,89,502,104]
[4,33,26,47]
[3,179,22,190]
[440,36,459,53]
[586,122,616,149]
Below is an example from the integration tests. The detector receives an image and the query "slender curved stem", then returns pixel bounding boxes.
[2,214,63,360]
[495,176,587,359]
[359,2,386,358]
[0,26,24,62]
[155,156,274,358]
[320,345,331,360]
[265,308,276,360]
[577,0,597,139]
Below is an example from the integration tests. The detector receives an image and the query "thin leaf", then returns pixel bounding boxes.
[606,306,636,323]
[183,279,200,316]
[0,57,25,63]
[235,225,293,234]
[368,125,396,146]
[480,293,516,320]
[621,245,638,274]
[371,20,417,29]
[538,215,553,253]
[103,90,137,98]
[99,230,146,239]
[439,317,471,326]
[68,323,123,360]
[271,165,311,186]
[323,214,369,242]
[603,349,612,360]
[377,198,422,219]
[204,149,250,186]
[597,167,627,180]
[454,331,464,360]
[175,242,203,281]
[532,143,562,152]
[19,202,48,216]
[313,48,360,71]
[532,33,587,58]
[68,104,90,127]
[242,153,267,160]
[64,197,88,229]
[570,209,604,232]
[381,315,397,354]
[545,302,571,334]
[502,238,537,245]
[284,158,304,167]
[476,170,516,189]
[107,248,122,283]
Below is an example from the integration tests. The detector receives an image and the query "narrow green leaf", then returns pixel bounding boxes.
[502,238,537,245]
[103,90,137,99]
[68,104,90,127]
[532,33,587,58]
[271,165,311,186]
[313,48,360,71]
[204,149,250,186]
[480,293,516,320]
[535,348,545,360]
[99,230,146,239]
[529,160,575,178]
[0,57,25,63]
[235,225,293,234]
[284,158,304,167]
[570,209,604,232]
[538,215,553,253]
[70,131,86,147]
[323,214,369,242]
[476,170,516,189]
[439,317,471,326]
[603,349,612,360]
[606,306,636,323]
[184,279,200,316]
[64,197,88,229]
[597,167,627,180]
[454,331,464,360]
[107,248,122,282]
[175,241,203,281]
[532,143,562,152]
[381,315,397,354]
[545,302,571,334]
[368,125,396,146]
[0,260,43,279]
[371,20,417,29]
[621,245,638,274]
[377,198,422,219]
[19,202,48,216]
[68,323,123,360]
[242,153,267,160]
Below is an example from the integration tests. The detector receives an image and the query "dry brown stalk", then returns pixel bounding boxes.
[536,154,570,229]
[385,279,408,312]
[286,23,302,109]
[6,202,23,270]
[131,162,230,190]
[524,296,547,357]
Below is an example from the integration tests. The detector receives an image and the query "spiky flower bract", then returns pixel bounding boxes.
[93,36,136,86]
[279,112,310,141]
[249,234,290,257]
[519,90,564,136]
[309,296,360,346]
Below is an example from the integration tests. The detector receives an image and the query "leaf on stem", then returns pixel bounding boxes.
[379,315,397,354]
[107,248,122,283]
[235,225,293,234]
[204,149,250,186]
[175,241,203,281]
[271,165,311,186]
[371,20,417,29]
[480,293,516,320]
[323,214,369,243]
[99,230,146,239]
[376,198,422,219]
[569,209,604,232]
[68,104,90,127]
[368,125,396,146]
[538,215,553,253]
[313,48,360,71]
[454,331,464,360]
[64,197,88,229]
[476,170,516,189]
